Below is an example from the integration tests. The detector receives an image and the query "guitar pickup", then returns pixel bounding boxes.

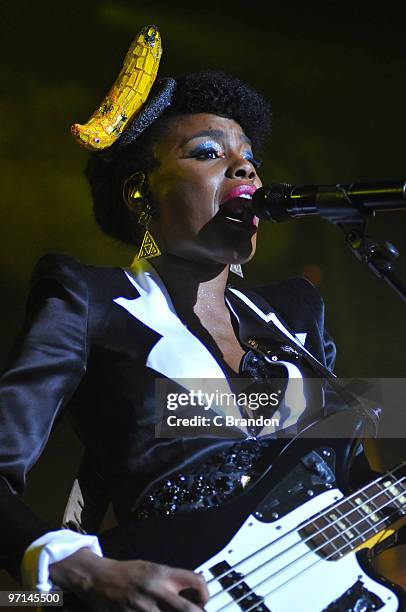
[209,560,271,611]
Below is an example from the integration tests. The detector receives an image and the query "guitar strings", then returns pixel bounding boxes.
[207,462,406,599]
[205,467,405,607]
[218,492,404,612]
[208,471,405,607]
[213,485,406,612]
[242,500,404,612]
[204,462,405,592]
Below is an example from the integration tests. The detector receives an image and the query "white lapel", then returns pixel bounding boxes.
[225,287,335,436]
[113,259,247,431]
[226,287,326,367]
[114,258,228,381]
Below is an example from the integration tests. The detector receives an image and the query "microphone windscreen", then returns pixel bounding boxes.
[252,183,293,222]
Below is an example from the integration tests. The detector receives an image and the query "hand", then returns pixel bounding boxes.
[49,547,209,611]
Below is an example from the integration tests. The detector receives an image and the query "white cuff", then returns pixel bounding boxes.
[21,529,103,592]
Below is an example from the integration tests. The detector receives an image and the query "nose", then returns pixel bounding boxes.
[225,155,257,180]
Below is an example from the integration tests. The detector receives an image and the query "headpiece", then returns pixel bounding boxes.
[71,25,176,162]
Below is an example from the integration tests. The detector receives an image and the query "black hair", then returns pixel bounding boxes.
[85,70,271,246]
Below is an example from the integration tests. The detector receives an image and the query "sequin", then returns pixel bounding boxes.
[99,78,176,162]
[131,437,271,519]
[131,350,297,519]
[71,26,165,152]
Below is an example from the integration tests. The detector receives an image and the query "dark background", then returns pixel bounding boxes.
[1,0,405,596]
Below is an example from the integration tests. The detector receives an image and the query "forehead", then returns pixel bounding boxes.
[154,113,250,153]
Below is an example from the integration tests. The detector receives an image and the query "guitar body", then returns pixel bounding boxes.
[64,413,406,611]
[195,491,401,611]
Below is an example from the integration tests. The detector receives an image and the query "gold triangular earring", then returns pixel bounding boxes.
[125,173,161,260]
[137,229,161,260]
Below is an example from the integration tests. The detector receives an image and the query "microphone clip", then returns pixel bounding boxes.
[339,221,406,302]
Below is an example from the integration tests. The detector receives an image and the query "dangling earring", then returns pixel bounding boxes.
[230,263,244,278]
[126,173,161,260]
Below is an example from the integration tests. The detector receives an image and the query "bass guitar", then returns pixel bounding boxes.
[65,413,406,611]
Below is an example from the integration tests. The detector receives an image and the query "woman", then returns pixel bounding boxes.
[0,28,369,612]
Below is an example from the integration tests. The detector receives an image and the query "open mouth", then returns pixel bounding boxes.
[218,195,258,228]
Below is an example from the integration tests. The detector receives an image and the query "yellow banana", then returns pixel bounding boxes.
[71,25,162,151]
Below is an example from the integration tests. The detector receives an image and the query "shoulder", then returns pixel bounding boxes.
[31,252,117,285]
[29,252,136,298]
[28,252,138,317]
[254,278,336,367]
[28,253,140,340]
[247,277,325,319]
[228,277,328,340]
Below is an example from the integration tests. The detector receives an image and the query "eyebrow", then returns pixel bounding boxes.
[181,129,252,147]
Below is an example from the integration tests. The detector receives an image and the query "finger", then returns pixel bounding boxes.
[126,593,161,612]
[168,569,209,605]
[156,589,205,612]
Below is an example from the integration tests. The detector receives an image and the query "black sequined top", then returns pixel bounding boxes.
[132,347,319,519]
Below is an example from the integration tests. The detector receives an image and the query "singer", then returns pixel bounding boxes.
[0,25,404,612]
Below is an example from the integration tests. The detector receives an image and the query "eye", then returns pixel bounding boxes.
[243,152,262,169]
[199,148,223,160]
[188,143,225,161]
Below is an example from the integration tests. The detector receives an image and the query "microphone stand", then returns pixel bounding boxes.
[255,181,406,301]
[337,220,406,302]
[296,186,406,302]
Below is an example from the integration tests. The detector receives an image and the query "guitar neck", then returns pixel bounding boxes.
[301,461,406,559]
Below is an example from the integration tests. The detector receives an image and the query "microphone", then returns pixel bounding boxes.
[252,179,406,223]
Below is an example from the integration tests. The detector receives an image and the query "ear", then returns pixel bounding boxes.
[122,172,147,210]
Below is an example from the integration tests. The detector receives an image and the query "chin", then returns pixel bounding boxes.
[228,238,257,265]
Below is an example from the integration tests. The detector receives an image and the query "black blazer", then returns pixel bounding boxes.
[0,252,337,577]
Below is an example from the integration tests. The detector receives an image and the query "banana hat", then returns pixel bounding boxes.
[71,25,176,161]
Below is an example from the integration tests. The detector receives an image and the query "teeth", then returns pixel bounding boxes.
[225,216,243,223]
[238,193,252,199]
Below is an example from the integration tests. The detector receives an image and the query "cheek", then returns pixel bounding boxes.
[150,168,218,230]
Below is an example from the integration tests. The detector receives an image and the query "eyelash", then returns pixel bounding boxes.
[191,147,262,169]
[247,157,262,169]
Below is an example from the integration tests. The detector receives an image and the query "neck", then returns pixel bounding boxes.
[149,253,231,321]
[303,462,406,560]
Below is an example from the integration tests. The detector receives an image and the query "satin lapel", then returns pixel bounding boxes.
[225,287,311,436]
[226,287,334,437]
[226,287,312,354]
[113,260,247,431]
